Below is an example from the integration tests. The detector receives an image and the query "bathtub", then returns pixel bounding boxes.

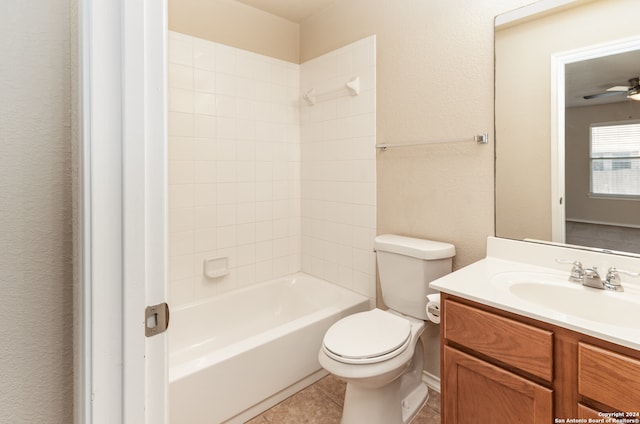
[169,272,369,424]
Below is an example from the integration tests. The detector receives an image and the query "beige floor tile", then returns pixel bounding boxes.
[260,385,343,424]
[411,404,441,424]
[247,377,441,424]
[244,416,268,424]
[426,389,441,414]
[313,375,346,407]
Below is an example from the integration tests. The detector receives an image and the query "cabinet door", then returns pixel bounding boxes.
[443,346,553,424]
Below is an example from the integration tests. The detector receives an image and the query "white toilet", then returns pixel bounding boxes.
[318,234,455,424]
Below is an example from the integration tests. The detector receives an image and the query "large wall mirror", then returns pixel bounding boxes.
[495,0,640,256]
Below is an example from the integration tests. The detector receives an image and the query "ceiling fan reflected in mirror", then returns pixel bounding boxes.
[583,77,640,101]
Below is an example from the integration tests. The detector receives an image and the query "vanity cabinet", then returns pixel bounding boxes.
[578,343,640,414]
[441,295,640,423]
[443,346,552,423]
[442,298,553,424]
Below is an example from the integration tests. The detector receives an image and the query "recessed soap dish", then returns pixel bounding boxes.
[204,257,229,279]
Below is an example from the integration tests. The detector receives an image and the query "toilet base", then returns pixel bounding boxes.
[341,377,401,424]
[340,378,429,424]
[401,382,429,424]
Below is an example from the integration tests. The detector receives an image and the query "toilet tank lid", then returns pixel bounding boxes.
[374,234,455,260]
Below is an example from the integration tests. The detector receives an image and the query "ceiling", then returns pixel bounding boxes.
[234,0,337,23]
[566,49,640,108]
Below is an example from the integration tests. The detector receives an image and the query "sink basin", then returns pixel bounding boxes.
[491,272,640,328]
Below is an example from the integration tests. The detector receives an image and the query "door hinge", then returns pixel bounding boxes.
[145,302,170,337]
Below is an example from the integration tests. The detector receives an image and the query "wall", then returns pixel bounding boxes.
[0,0,74,422]
[300,36,377,301]
[299,0,535,385]
[300,0,532,270]
[565,102,640,227]
[168,0,299,63]
[168,31,301,306]
[495,0,640,241]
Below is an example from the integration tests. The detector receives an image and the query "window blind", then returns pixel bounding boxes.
[590,121,640,197]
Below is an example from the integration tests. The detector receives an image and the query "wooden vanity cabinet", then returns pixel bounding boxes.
[441,294,640,423]
[443,346,552,423]
[578,342,640,414]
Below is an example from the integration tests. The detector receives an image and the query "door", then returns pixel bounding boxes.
[80,0,168,423]
[443,346,553,424]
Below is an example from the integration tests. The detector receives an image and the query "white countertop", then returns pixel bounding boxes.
[430,237,640,351]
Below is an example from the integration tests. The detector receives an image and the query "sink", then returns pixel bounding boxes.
[490,271,640,328]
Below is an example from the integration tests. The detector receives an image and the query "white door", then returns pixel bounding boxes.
[80,0,168,423]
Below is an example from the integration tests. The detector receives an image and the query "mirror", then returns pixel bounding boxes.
[495,0,640,256]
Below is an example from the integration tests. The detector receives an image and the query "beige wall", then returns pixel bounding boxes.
[0,0,74,422]
[566,102,640,227]
[299,0,533,384]
[495,0,640,241]
[301,0,531,269]
[168,0,300,63]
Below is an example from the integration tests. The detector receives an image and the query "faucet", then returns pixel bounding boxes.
[556,259,584,283]
[582,266,603,289]
[602,267,640,292]
[557,259,639,291]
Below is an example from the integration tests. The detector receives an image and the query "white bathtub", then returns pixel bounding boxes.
[169,272,369,424]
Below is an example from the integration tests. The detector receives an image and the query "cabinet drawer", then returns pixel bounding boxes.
[444,300,553,381]
[578,343,640,412]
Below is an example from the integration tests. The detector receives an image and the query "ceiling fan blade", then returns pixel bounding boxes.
[583,91,627,100]
[606,86,629,92]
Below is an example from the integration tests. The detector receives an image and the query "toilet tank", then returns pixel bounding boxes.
[375,234,455,320]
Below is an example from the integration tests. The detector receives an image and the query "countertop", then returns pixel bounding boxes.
[430,237,640,351]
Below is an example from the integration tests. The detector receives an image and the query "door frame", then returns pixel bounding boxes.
[78,0,168,423]
[550,35,640,244]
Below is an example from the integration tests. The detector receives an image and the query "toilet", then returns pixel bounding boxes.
[318,234,455,424]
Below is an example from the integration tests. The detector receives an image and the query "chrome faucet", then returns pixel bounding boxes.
[557,259,638,291]
[582,266,603,289]
[556,259,584,283]
[603,267,640,292]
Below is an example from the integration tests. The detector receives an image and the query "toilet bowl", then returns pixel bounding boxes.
[318,309,427,424]
[318,309,428,424]
[318,234,455,424]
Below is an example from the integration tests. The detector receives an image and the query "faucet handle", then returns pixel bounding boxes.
[556,259,584,282]
[604,267,639,292]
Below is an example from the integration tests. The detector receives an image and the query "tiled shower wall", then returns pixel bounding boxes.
[168,32,301,305]
[300,36,377,300]
[168,32,376,306]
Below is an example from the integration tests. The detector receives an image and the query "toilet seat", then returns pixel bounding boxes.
[322,309,412,364]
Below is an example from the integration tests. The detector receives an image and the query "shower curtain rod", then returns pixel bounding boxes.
[375,133,489,151]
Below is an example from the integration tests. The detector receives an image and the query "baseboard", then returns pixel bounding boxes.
[422,370,440,393]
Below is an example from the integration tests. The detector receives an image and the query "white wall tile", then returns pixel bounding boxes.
[194,114,216,139]
[194,69,215,93]
[169,88,194,113]
[167,31,374,307]
[194,38,215,71]
[299,36,377,302]
[168,112,194,137]
[169,161,194,185]
[169,63,194,90]
[169,33,193,66]
[194,93,216,115]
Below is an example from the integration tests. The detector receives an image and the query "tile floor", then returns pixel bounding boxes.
[245,375,441,424]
